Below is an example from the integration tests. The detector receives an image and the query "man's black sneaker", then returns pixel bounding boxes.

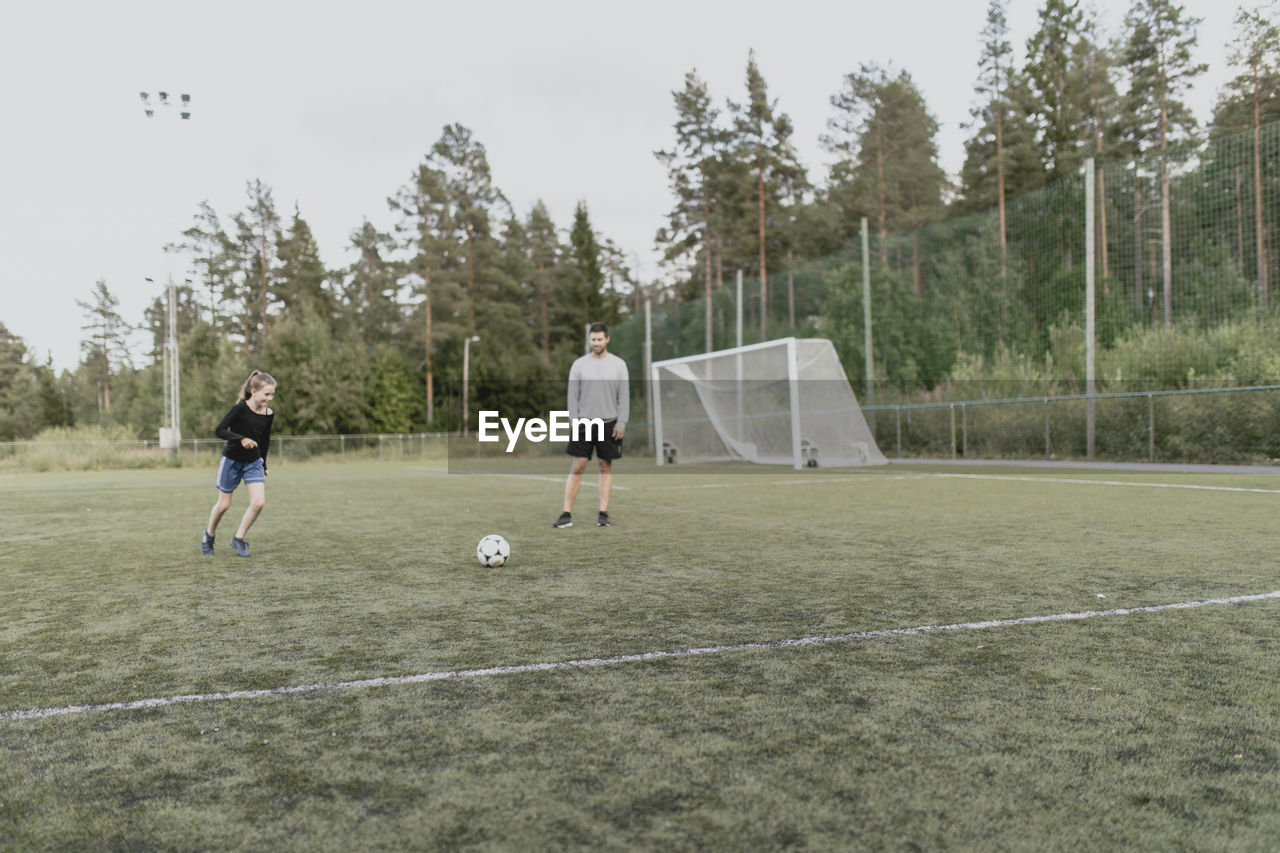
[201,531,215,556]
[597,512,610,527]
[231,536,250,557]
[552,512,573,529]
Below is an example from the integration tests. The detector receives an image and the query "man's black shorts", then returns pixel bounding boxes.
[566,418,623,461]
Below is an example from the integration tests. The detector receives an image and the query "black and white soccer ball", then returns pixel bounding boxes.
[476,534,511,567]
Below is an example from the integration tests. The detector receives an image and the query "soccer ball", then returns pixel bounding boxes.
[476,534,511,567]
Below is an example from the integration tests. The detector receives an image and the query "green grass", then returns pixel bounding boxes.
[3,460,1280,850]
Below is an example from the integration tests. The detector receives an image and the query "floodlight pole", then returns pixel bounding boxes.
[736,269,744,438]
[140,90,192,457]
[146,276,181,457]
[462,335,481,437]
[643,298,653,453]
[1085,158,1096,459]
[861,216,873,408]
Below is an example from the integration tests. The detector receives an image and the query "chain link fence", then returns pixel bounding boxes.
[868,384,1280,465]
[5,382,1279,471]
[0,433,451,473]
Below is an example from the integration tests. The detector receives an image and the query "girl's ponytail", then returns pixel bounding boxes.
[239,370,274,402]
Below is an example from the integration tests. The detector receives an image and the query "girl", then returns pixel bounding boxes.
[202,371,276,557]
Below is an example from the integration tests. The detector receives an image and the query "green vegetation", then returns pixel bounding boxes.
[4,461,1280,848]
[4,1,1278,454]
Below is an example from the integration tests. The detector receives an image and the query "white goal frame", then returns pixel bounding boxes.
[651,337,886,470]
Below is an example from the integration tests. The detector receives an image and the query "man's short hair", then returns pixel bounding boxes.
[588,322,609,335]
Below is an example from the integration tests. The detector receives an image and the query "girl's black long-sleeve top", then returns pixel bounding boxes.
[215,401,274,466]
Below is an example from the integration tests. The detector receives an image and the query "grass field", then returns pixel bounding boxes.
[3,459,1280,850]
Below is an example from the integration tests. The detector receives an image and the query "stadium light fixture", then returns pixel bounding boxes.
[141,90,192,119]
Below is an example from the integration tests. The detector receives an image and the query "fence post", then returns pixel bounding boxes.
[1148,394,1155,462]
[961,403,968,458]
[950,404,956,459]
[1044,398,1051,458]
[896,406,902,459]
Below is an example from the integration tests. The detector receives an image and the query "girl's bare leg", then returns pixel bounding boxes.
[207,491,233,537]
[235,482,266,539]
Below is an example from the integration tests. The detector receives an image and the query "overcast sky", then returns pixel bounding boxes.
[1,0,1239,371]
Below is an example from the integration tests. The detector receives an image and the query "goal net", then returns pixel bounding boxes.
[651,338,887,468]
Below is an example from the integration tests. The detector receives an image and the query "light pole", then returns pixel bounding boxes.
[462,336,481,437]
[140,90,191,457]
[147,276,184,454]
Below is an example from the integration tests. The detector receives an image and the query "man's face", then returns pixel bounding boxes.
[589,332,608,355]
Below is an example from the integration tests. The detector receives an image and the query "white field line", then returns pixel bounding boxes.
[640,472,1280,495]
[412,467,629,490]
[932,472,1280,495]
[642,476,886,491]
[4,590,1278,723]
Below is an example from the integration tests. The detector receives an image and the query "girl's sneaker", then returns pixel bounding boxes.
[201,532,215,556]
[231,537,250,557]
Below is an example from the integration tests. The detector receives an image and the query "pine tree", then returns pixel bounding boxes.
[729,51,808,336]
[562,201,609,337]
[957,75,1045,216]
[656,69,727,350]
[1213,4,1280,136]
[429,123,512,328]
[1214,3,1280,308]
[1120,0,1206,327]
[388,157,456,427]
[525,201,560,359]
[276,206,331,321]
[344,219,403,346]
[76,279,133,415]
[823,64,947,283]
[176,201,236,328]
[0,323,30,440]
[1024,0,1099,179]
[1077,12,1122,283]
[228,180,282,354]
[976,0,1016,264]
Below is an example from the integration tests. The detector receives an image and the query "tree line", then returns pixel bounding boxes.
[1,0,1276,442]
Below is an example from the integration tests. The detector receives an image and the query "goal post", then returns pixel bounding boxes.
[651,337,887,469]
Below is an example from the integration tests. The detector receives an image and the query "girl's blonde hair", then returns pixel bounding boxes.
[239,370,276,403]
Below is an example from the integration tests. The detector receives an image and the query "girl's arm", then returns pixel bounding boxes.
[214,403,245,442]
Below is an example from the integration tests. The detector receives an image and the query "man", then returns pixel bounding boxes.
[553,322,629,528]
